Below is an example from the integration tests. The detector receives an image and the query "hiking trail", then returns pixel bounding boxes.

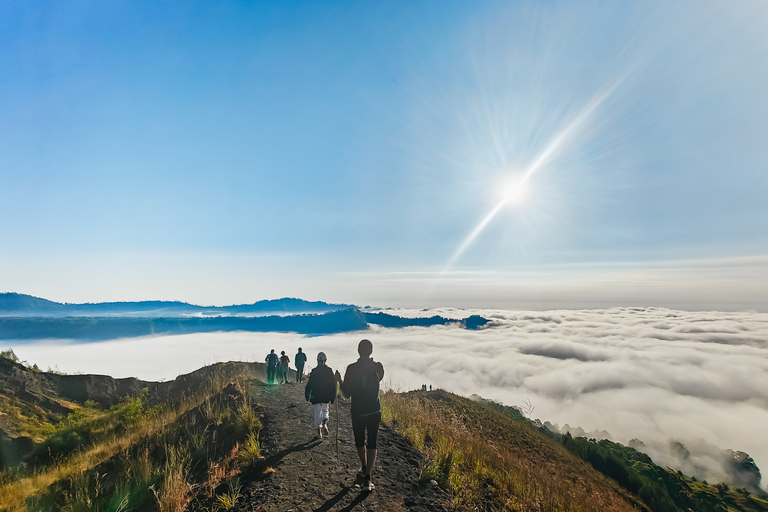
[215,379,451,512]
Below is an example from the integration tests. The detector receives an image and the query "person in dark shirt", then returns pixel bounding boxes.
[279,351,290,384]
[304,351,336,438]
[295,347,308,383]
[335,339,384,492]
[265,349,279,385]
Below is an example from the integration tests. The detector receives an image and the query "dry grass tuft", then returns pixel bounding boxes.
[152,445,192,512]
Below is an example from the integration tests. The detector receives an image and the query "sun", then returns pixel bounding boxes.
[500,177,530,206]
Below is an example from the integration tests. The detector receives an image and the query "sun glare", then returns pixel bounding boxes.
[499,178,529,206]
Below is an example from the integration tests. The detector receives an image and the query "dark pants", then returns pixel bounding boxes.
[352,411,381,449]
[296,364,305,382]
[267,365,277,384]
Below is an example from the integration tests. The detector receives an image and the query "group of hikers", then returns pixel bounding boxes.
[264,347,308,384]
[264,339,384,492]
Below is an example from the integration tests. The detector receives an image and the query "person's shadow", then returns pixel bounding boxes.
[314,487,370,511]
[265,438,322,467]
[239,438,323,483]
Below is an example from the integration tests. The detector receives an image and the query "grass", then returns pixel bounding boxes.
[0,363,262,512]
[213,476,242,510]
[152,445,192,512]
[381,389,643,512]
[238,431,262,465]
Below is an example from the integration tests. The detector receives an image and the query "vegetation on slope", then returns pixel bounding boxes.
[381,389,646,512]
[558,435,768,512]
[382,389,768,512]
[0,360,263,512]
[440,392,768,512]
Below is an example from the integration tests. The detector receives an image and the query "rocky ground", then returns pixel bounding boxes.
[225,380,452,512]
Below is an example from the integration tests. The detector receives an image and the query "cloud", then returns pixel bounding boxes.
[9,306,768,489]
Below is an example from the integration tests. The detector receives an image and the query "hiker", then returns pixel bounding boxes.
[295,347,307,383]
[279,350,290,384]
[265,349,279,384]
[335,339,384,492]
[304,351,337,439]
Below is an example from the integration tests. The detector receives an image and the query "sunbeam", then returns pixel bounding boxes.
[444,78,624,271]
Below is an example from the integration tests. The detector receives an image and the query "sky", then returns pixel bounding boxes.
[13,307,768,490]
[1,0,767,310]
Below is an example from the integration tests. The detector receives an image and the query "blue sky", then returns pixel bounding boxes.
[1,0,767,309]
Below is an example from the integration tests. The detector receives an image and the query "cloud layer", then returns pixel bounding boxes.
[9,306,768,489]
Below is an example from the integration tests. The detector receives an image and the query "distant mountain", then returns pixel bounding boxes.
[0,293,356,318]
[0,293,68,315]
[0,308,485,340]
[0,293,490,340]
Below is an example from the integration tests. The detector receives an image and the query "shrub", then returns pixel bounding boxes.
[1,348,19,362]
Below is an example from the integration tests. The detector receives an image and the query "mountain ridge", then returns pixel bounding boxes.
[0,309,487,340]
[0,292,356,317]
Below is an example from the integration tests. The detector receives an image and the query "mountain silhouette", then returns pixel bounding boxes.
[0,295,488,340]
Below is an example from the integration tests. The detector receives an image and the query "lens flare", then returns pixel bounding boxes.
[443,78,623,271]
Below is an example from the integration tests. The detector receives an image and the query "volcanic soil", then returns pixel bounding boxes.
[216,379,452,512]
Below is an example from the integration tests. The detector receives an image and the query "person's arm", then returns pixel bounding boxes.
[330,367,338,404]
[304,371,313,401]
[338,365,353,397]
[376,362,385,382]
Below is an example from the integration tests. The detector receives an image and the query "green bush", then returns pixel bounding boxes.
[1,348,19,362]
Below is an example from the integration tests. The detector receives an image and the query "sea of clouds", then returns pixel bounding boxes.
[9,306,768,490]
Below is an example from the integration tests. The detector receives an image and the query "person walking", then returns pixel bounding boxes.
[335,339,384,492]
[265,349,279,385]
[279,350,290,384]
[295,347,308,383]
[304,351,337,439]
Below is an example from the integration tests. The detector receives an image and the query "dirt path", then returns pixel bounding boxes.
[233,380,451,512]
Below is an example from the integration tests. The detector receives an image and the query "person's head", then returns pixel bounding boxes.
[358,339,373,358]
[270,349,275,354]
[317,352,327,365]
[281,351,285,355]
[298,347,303,353]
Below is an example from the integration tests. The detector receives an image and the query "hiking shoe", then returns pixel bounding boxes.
[356,468,366,479]
[362,478,375,492]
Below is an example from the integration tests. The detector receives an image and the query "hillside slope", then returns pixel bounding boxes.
[2,359,767,511]
[383,390,768,512]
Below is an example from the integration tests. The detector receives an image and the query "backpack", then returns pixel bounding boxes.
[354,362,380,404]
[310,366,337,404]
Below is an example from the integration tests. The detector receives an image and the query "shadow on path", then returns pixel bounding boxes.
[267,438,323,466]
[337,492,370,512]
[313,487,351,512]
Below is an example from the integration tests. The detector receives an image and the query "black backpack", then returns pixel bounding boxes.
[355,362,380,403]
[310,366,337,404]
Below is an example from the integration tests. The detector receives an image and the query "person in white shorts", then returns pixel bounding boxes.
[304,352,337,438]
